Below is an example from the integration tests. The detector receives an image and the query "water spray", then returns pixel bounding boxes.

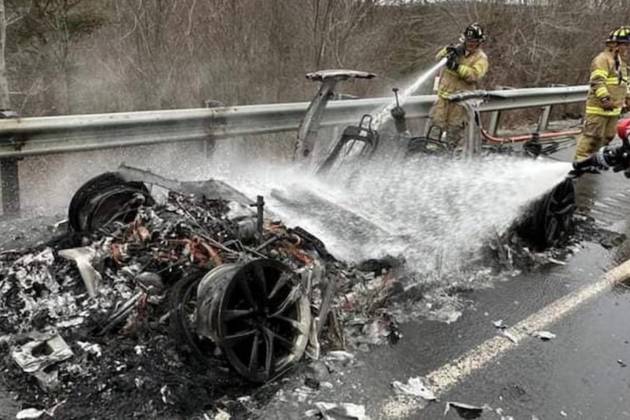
[372,58,448,130]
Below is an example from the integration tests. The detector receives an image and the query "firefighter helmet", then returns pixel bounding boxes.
[607,26,630,43]
[463,23,486,42]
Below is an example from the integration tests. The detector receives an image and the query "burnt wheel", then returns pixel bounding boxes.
[518,178,576,248]
[196,259,311,383]
[541,178,576,246]
[68,172,152,232]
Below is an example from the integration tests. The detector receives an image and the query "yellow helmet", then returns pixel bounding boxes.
[607,26,630,43]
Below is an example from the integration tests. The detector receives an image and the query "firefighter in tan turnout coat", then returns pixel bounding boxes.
[430,23,489,146]
[575,27,630,161]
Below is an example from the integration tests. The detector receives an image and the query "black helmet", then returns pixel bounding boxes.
[607,26,630,43]
[463,23,486,42]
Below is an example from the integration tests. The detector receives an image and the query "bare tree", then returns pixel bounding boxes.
[10,0,629,121]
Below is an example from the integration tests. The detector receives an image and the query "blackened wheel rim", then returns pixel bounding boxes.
[217,259,310,383]
[541,178,576,246]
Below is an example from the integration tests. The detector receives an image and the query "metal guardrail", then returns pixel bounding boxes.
[0,86,588,158]
[0,85,589,214]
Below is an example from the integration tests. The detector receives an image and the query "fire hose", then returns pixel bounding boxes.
[570,118,630,178]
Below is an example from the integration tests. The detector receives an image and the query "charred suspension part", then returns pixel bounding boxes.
[196,259,311,383]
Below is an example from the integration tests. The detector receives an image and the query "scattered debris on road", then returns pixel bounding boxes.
[532,331,556,341]
[501,330,518,343]
[493,319,506,329]
[391,376,436,401]
[444,401,485,419]
[312,401,368,420]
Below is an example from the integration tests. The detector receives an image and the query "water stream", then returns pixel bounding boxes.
[372,58,447,130]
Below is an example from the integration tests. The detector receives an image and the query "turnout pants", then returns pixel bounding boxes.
[429,98,468,146]
[574,113,618,161]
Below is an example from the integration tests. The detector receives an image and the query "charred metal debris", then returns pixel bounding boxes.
[0,166,402,418]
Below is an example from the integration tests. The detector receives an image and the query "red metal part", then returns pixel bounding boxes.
[617,118,630,141]
[480,128,581,145]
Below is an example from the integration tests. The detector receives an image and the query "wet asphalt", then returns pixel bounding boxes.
[259,241,630,420]
[2,155,630,419]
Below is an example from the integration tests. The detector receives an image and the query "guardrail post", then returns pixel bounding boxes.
[462,99,483,158]
[488,111,502,135]
[203,99,224,157]
[0,110,19,215]
[538,105,552,132]
[1,157,19,215]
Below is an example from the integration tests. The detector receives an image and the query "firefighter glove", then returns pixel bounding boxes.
[446,54,459,71]
[446,43,465,57]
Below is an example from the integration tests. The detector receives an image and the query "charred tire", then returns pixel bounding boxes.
[68,172,152,232]
[517,178,576,249]
[169,271,216,364]
[196,259,311,383]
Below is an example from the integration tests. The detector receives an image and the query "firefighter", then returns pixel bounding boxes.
[429,23,489,147]
[574,26,630,161]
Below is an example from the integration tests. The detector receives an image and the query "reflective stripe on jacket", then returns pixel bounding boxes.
[585,48,629,116]
[436,47,489,99]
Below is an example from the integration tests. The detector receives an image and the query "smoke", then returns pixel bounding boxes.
[17,141,213,216]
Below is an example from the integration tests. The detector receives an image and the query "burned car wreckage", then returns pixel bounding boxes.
[0,165,375,418]
[67,166,321,384]
[0,70,578,417]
